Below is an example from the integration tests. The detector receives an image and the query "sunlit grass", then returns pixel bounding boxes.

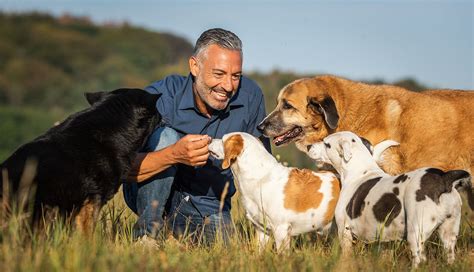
[1,186,473,271]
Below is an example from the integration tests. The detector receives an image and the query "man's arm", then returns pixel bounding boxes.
[126,134,211,182]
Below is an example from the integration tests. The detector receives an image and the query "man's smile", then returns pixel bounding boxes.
[210,88,231,102]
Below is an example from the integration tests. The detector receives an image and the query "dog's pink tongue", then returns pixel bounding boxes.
[273,135,285,145]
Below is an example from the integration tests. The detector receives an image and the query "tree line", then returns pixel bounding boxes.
[0,12,429,164]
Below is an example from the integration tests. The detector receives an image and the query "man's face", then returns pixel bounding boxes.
[189,44,242,111]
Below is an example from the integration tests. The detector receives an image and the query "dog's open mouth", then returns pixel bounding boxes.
[272,126,303,146]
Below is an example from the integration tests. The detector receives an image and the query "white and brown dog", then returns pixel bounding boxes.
[307,131,474,267]
[208,132,340,252]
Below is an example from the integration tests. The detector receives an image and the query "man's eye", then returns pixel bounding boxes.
[283,101,294,110]
[214,73,224,78]
[232,74,241,81]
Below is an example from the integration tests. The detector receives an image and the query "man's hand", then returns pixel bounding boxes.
[171,134,211,166]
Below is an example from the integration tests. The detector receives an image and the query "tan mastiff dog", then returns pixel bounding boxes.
[257,75,474,175]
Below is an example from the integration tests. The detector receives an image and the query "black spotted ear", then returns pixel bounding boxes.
[85,92,106,106]
[307,96,339,129]
[359,137,374,155]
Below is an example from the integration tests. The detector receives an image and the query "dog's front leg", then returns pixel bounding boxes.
[338,223,353,256]
[274,224,291,254]
[256,229,270,253]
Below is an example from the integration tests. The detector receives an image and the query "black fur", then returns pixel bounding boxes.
[307,96,339,129]
[416,168,473,209]
[359,137,373,155]
[0,88,161,224]
[372,193,402,226]
[393,174,409,184]
[346,177,382,219]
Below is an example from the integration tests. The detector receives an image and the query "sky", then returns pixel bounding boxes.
[1,0,473,89]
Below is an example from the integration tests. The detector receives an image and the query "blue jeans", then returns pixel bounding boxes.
[123,126,179,238]
[168,190,234,246]
[123,127,234,244]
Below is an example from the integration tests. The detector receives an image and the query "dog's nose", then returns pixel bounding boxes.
[306,145,312,152]
[257,121,266,132]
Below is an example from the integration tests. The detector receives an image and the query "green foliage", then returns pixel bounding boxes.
[0,12,193,110]
[0,106,67,161]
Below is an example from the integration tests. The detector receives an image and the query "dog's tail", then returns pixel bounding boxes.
[373,140,399,164]
[445,170,474,210]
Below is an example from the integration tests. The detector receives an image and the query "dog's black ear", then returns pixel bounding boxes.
[307,96,339,129]
[85,92,106,106]
[359,137,374,155]
[148,93,162,105]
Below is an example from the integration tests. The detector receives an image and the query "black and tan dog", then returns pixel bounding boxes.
[0,89,161,233]
[257,75,474,176]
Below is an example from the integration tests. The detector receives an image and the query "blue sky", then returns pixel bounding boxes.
[1,0,473,89]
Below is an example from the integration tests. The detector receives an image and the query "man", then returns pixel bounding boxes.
[123,28,270,244]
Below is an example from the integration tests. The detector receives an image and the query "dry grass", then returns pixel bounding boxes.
[1,183,473,271]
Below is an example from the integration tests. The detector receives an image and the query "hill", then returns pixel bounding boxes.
[0,12,193,111]
[0,12,429,165]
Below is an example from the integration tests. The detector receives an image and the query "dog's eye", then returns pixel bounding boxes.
[282,101,294,110]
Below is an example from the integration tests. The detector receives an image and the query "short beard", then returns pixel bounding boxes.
[194,76,228,111]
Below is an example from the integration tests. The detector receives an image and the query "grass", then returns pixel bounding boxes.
[1,186,473,271]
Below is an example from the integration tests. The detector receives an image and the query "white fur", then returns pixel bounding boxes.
[308,131,469,267]
[209,132,339,253]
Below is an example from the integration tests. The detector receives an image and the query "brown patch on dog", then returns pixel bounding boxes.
[284,169,324,212]
[323,178,341,224]
[75,198,101,235]
[222,134,244,169]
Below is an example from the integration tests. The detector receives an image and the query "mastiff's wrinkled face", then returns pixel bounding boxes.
[258,78,339,152]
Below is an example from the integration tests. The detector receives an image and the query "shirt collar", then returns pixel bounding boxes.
[178,73,245,114]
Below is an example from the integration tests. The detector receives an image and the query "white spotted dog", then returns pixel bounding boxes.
[307,131,474,267]
[208,132,340,253]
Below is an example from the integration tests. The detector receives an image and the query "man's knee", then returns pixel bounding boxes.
[145,126,180,152]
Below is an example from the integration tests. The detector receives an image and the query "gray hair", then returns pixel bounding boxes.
[193,28,243,59]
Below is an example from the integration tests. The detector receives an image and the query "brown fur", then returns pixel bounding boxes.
[284,169,324,212]
[222,134,244,169]
[263,75,474,175]
[324,178,340,224]
[74,198,101,235]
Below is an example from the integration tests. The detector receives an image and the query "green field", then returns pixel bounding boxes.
[1,189,472,272]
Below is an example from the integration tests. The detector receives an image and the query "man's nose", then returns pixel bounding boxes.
[222,76,233,92]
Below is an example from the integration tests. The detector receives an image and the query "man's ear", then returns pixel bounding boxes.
[222,134,244,169]
[338,139,352,162]
[189,56,200,77]
[307,96,339,129]
[85,91,106,106]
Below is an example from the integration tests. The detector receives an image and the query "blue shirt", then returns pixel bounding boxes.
[145,73,270,216]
